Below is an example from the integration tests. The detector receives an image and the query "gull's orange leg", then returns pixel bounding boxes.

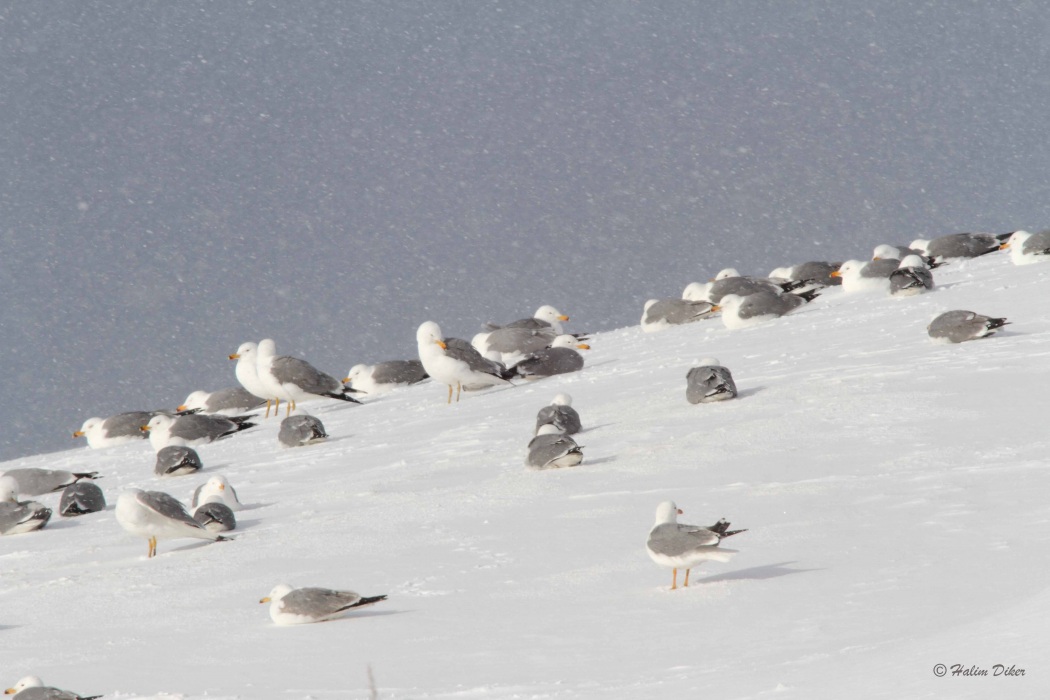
[684,569,691,587]
[447,385,453,404]
[671,568,678,590]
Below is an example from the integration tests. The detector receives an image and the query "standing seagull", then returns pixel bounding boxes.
[256,339,362,416]
[230,342,279,417]
[416,321,512,403]
[115,488,229,558]
[646,501,746,589]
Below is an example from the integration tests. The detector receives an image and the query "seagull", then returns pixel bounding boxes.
[510,335,590,379]
[73,411,156,448]
[0,476,52,536]
[177,387,266,416]
[260,584,387,625]
[142,413,255,452]
[831,259,900,293]
[153,445,204,477]
[1001,229,1050,265]
[3,676,101,700]
[484,305,570,334]
[927,310,1009,343]
[58,482,106,517]
[191,475,244,511]
[641,298,720,332]
[647,501,746,589]
[416,321,513,403]
[535,393,582,436]
[706,268,804,304]
[343,360,428,394]
[229,341,279,417]
[278,414,328,447]
[255,339,363,416]
[193,498,237,532]
[525,434,584,469]
[0,468,100,497]
[910,231,1012,262]
[718,290,819,329]
[115,488,229,558]
[686,358,738,404]
[889,255,935,297]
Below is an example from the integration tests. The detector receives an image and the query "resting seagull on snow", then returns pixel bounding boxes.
[142,413,255,452]
[3,676,101,700]
[927,310,1009,343]
[1001,229,1050,265]
[343,360,428,394]
[686,358,737,404]
[260,584,387,625]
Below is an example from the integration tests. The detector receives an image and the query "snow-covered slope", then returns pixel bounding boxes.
[2,254,1048,699]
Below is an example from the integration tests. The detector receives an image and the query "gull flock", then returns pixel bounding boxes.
[1,227,1048,697]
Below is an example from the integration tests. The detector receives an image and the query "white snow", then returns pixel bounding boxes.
[1,254,1048,699]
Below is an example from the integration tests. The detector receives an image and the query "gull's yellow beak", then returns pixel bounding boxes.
[576,343,591,350]
[435,339,447,350]
[219,483,226,491]
[140,425,151,432]
[710,305,722,313]
[341,376,351,383]
[1000,242,1011,250]
[6,688,18,695]
[259,596,271,604]
[558,314,570,321]
[829,270,842,278]
[176,404,188,411]
[872,256,881,261]
[73,430,84,438]
[229,353,241,360]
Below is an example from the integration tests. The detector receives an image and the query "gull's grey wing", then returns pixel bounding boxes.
[514,348,583,378]
[141,490,204,529]
[928,310,1008,343]
[271,356,343,395]
[279,415,328,447]
[169,414,239,442]
[860,259,900,278]
[5,686,93,700]
[1022,229,1050,256]
[927,232,999,259]
[736,291,804,320]
[155,446,203,476]
[793,261,841,286]
[485,327,556,354]
[526,434,582,469]
[645,299,717,325]
[708,278,773,304]
[445,338,507,376]
[2,468,98,496]
[205,387,266,413]
[371,360,428,385]
[281,587,369,617]
[646,522,720,556]
[103,411,156,438]
[0,500,52,534]
[193,502,236,531]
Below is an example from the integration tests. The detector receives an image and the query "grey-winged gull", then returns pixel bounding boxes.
[417,321,512,403]
[719,290,819,330]
[178,387,266,416]
[485,305,570,334]
[260,584,387,625]
[0,476,52,535]
[706,268,803,304]
[768,261,843,287]
[154,445,203,477]
[525,434,584,469]
[3,676,101,700]
[73,412,156,448]
[193,499,236,532]
[58,482,106,517]
[1001,229,1050,265]
[229,342,278,417]
[686,358,737,404]
[910,232,1011,261]
[278,414,328,447]
[831,259,899,293]
[646,500,746,589]
[641,298,720,332]
[889,255,935,297]
[535,393,582,436]
[191,474,244,511]
[256,339,362,416]
[0,468,100,497]
[115,488,229,558]
[510,335,589,379]
[143,413,255,452]
[927,310,1009,343]
[343,360,428,394]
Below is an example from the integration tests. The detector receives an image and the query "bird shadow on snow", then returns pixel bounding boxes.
[734,387,764,400]
[698,561,819,584]
[583,455,617,466]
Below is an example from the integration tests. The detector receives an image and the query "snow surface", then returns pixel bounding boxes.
[1,253,1048,699]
